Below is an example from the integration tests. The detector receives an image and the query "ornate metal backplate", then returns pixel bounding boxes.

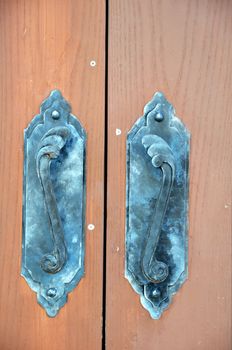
[22,90,86,317]
[126,92,189,319]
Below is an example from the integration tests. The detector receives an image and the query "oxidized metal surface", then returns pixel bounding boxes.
[22,90,86,317]
[126,92,189,319]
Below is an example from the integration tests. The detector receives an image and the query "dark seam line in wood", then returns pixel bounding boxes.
[102,1,109,349]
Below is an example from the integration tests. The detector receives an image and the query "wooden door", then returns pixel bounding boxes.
[0,1,231,350]
[0,1,105,349]
[106,1,232,349]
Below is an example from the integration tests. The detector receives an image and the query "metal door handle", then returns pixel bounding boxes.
[36,127,70,273]
[22,90,86,317]
[126,92,189,319]
[141,135,175,283]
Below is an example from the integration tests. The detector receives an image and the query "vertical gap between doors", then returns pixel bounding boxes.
[102,0,109,349]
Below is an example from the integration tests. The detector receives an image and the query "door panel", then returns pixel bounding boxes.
[106,1,232,349]
[0,1,105,349]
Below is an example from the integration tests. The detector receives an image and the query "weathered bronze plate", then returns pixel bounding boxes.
[22,90,86,317]
[126,92,189,319]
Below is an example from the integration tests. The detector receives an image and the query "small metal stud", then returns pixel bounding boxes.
[51,110,60,119]
[116,128,122,136]
[152,288,161,298]
[46,288,57,298]
[155,112,164,122]
[90,60,96,67]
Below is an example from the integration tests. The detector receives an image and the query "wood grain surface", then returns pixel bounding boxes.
[0,1,105,349]
[106,0,232,349]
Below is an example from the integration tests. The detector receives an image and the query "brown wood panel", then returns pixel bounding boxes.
[106,0,232,349]
[0,1,105,349]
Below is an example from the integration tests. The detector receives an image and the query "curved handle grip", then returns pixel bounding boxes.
[141,135,175,283]
[36,126,70,274]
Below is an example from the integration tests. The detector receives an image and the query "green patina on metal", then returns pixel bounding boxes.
[22,90,86,317]
[126,92,190,319]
